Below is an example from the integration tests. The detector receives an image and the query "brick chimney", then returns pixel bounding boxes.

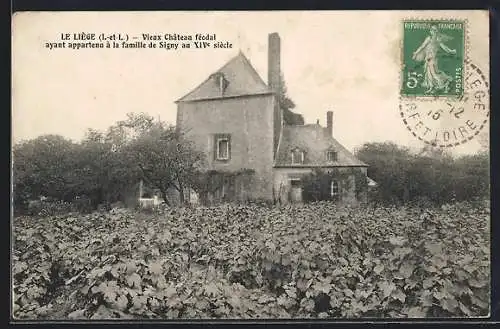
[268,33,281,93]
[326,111,333,137]
[269,32,282,158]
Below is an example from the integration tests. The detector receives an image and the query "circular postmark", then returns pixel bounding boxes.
[399,61,489,148]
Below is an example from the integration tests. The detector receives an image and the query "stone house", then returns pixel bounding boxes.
[175,32,368,204]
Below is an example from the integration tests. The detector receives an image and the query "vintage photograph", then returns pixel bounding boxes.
[11,11,490,320]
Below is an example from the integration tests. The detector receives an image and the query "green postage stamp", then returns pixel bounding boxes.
[401,20,465,97]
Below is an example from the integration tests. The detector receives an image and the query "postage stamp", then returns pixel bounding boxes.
[399,59,489,147]
[401,20,465,98]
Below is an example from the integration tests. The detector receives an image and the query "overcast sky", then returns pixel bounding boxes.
[12,11,489,155]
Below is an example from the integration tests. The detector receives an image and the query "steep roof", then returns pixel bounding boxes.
[274,124,368,167]
[176,52,272,103]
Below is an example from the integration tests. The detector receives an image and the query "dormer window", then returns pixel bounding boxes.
[211,72,229,94]
[327,150,338,162]
[291,148,305,164]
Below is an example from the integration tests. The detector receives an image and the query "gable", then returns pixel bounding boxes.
[176,52,272,103]
[274,124,368,167]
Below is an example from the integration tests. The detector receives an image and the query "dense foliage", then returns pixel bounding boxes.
[279,72,304,126]
[12,113,204,212]
[301,168,367,202]
[355,142,489,205]
[13,110,488,212]
[13,202,489,320]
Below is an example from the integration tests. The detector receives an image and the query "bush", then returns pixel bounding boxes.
[72,196,94,214]
[27,199,73,216]
[356,142,489,205]
[301,168,367,203]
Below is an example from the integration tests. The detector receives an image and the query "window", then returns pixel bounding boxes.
[327,151,338,162]
[331,180,339,200]
[291,148,305,164]
[215,134,231,161]
[217,139,229,159]
[290,178,301,188]
[211,72,229,94]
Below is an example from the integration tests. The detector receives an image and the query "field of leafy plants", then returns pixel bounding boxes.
[12,201,490,320]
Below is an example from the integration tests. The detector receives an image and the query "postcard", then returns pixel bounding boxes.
[11,10,490,320]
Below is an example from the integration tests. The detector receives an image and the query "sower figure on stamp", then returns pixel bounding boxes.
[412,25,457,94]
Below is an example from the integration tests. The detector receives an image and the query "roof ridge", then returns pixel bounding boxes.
[216,52,242,74]
[237,51,270,90]
[326,134,369,166]
[175,52,241,103]
[276,123,368,167]
[284,123,324,129]
[176,51,271,103]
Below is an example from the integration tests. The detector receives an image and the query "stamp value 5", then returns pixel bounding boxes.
[399,61,489,148]
[401,20,465,97]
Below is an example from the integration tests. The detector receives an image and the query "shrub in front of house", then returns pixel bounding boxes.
[27,199,73,217]
[301,168,367,203]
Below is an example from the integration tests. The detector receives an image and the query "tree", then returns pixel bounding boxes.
[355,142,413,204]
[75,128,140,207]
[12,112,207,212]
[12,135,79,207]
[418,142,452,158]
[123,113,205,205]
[452,153,489,201]
[355,141,490,205]
[280,72,304,125]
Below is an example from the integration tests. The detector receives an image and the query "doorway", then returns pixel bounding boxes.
[289,178,303,203]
